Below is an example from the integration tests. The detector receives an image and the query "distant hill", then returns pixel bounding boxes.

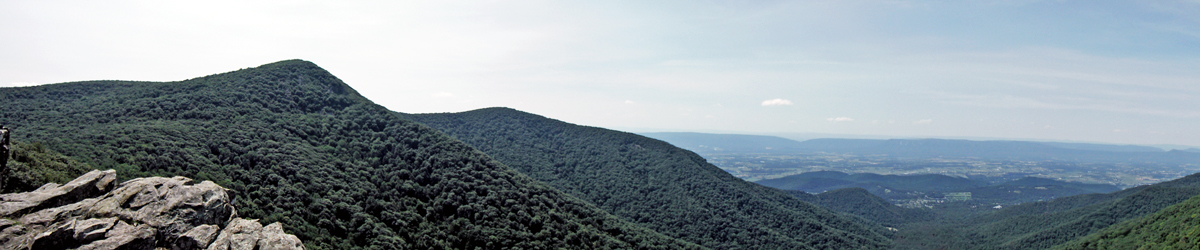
[757,171,1120,204]
[410,108,893,249]
[964,177,1122,204]
[1038,142,1163,153]
[0,60,701,250]
[643,132,1198,164]
[788,188,934,227]
[995,177,1121,193]
[1054,193,1200,249]
[757,171,985,195]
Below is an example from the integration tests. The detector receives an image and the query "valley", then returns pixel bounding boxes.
[705,152,1189,188]
[641,132,1200,249]
[643,132,1200,206]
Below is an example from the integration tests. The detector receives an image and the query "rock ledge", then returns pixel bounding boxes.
[0,170,304,250]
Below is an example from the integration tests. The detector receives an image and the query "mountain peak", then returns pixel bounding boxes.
[186,59,360,98]
[0,61,703,249]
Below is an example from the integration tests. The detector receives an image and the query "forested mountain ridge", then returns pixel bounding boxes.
[407,107,893,249]
[978,172,1200,223]
[1054,193,1200,249]
[0,60,703,249]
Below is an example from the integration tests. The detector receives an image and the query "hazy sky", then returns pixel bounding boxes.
[3,1,1199,146]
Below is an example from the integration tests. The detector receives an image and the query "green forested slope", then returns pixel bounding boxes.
[1,141,93,193]
[0,60,701,250]
[969,186,1200,250]
[1054,193,1200,250]
[893,172,1200,250]
[408,108,892,249]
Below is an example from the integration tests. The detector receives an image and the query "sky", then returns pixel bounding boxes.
[3,0,1199,146]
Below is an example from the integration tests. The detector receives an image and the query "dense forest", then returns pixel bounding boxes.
[890,172,1200,249]
[5,59,1198,250]
[0,60,702,249]
[1054,193,1200,249]
[407,108,893,249]
[0,141,93,193]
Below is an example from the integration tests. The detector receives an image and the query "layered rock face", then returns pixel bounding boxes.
[0,170,304,250]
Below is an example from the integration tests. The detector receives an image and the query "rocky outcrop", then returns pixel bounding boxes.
[0,170,304,250]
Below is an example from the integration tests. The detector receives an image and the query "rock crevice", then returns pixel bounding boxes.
[0,170,304,250]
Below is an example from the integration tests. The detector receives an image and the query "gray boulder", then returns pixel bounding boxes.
[0,169,117,217]
[205,219,304,250]
[0,170,304,250]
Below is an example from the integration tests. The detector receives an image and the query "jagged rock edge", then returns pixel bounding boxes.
[0,169,304,250]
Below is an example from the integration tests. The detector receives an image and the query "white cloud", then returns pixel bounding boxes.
[827,117,854,122]
[624,100,635,104]
[913,119,933,125]
[761,98,793,106]
[432,92,454,98]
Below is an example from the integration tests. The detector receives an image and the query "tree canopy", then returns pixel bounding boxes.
[891,172,1200,250]
[1054,193,1200,250]
[409,107,893,249]
[0,60,701,250]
